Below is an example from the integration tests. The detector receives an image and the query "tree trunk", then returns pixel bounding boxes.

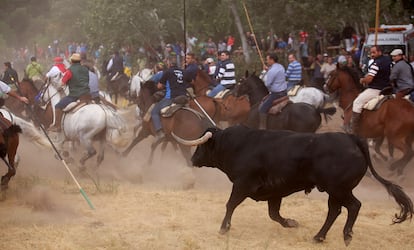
[228,0,251,64]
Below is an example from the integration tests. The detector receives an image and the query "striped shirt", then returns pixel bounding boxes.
[367,55,391,90]
[285,60,302,81]
[217,59,236,85]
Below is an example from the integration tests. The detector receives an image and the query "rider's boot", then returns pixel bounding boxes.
[152,130,165,147]
[48,109,63,132]
[350,112,361,135]
[259,113,267,130]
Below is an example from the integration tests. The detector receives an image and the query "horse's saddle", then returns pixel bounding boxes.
[287,85,302,97]
[363,95,393,111]
[63,95,92,113]
[160,96,189,117]
[268,96,290,115]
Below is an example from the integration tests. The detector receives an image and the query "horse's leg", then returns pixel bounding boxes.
[388,136,414,175]
[79,137,97,170]
[373,137,389,161]
[122,129,150,157]
[96,138,106,167]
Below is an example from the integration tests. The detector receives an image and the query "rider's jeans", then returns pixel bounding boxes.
[151,98,172,132]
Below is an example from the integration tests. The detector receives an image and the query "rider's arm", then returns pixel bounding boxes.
[61,70,73,85]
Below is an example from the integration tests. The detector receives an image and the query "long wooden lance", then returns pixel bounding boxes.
[242,1,265,68]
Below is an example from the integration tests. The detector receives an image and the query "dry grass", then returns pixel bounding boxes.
[0,110,413,250]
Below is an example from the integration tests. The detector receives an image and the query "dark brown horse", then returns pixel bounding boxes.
[325,66,414,175]
[232,72,336,132]
[122,80,213,166]
[0,115,22,200]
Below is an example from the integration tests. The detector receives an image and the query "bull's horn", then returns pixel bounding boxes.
[171,131,213,146]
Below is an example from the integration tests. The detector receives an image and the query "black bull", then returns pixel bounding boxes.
[172,126,413,245]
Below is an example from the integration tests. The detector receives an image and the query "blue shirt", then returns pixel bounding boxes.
[265,63,287,93]
[286,60,302,81]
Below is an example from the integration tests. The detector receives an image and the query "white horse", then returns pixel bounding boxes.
[129,68,153,132]
[23,78,129,168]
[130,68,153,100]
[288,85,331,109]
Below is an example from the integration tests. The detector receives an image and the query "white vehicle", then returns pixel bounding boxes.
[360,24,414,73]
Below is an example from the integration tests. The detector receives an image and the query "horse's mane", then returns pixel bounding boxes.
[338,66,363,90]
[195,69,211,85]
[141,80,158,94]
[21,78,40,92]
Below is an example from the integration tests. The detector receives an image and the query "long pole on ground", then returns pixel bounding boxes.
[24,102,95,210]
[374,0,380,46]
[242,1,265,68]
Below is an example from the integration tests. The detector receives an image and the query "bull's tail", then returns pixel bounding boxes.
[317,107,336,123]
[353,135,413,224]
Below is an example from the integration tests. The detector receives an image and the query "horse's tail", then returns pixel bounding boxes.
[102,106,127,132]
[317,106,336,123]
[101,106,130,148]
[353,135,413,224]
[6,114,52,149]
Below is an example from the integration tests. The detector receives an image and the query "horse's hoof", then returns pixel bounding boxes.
[283,218,299,228]
[344,233,353,246]
[313,235,325,243]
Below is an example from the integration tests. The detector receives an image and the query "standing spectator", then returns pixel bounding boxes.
[350,46,391,134]
[207,51,236,97]
[285,54,302,91]
[25,56,43,81]
[299,29,309,58]
[206,37,217,57]
[164,44,176,64]
[82,59,100,103]
[320,56,336,82]
[311,54,324,88]
[218,39,227,52]
[259,53,287,129]
[389,49,414,102]
[246,31,256,49]
[226,35,235,52]
[2,62,19,86]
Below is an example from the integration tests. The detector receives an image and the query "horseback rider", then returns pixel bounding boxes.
[150,57,188,145]
[106,50,124,82]
[259,53,287,129]
[45,57,67,85]
[207,50,236,97]
[389,48,414,102]
[48,53,90,132]
[25,56,43,81]
[0,80,29,107]
[350,45,391,134]
[2,62,19,87]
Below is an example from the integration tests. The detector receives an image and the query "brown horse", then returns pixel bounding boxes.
[0,115,22,200]
[191,69,250,125]
[325,66,414,175]
[122,80,213,166]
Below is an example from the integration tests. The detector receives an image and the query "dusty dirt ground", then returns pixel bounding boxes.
[1,107,414,250]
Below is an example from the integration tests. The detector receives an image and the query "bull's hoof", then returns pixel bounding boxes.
[282,218,299,228]
[313,235,325,243]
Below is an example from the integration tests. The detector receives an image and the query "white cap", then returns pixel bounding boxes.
[206,58,214,63]
[390,49,403,56]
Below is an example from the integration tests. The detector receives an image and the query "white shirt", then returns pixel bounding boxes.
[0,80,11,94]
[46,65,62,78]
